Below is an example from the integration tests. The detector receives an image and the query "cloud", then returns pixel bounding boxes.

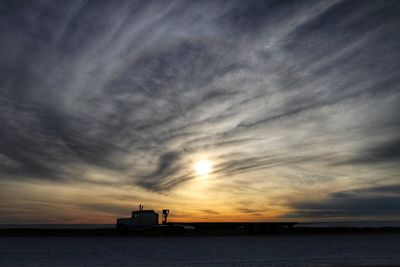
[238,208,264,214]
[137,151,194,191]
[284,185,400,218]
[335,138,400,165]
[0,0,399,199]
[200,209,219,215]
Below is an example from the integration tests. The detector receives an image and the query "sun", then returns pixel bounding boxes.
[194,160,212,176]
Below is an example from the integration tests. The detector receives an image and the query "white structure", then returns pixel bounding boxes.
[116,204,159,231]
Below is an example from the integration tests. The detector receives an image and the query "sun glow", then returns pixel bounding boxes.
[194,160,212,176]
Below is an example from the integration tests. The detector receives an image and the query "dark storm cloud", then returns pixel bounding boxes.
[284,185,400,218]
[0,0,399,195]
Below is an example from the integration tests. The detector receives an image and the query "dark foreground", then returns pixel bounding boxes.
[1,234,400,266]
[1,225,400,237]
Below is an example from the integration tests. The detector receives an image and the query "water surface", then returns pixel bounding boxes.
[1,234,399,266]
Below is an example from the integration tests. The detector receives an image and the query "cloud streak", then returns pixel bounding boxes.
[284,185,400,219]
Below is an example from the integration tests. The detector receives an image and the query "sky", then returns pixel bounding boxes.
[0,0,399,224]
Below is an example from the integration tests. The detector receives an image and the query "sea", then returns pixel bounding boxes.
[1,235,400,266]
[1,222,400,266]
